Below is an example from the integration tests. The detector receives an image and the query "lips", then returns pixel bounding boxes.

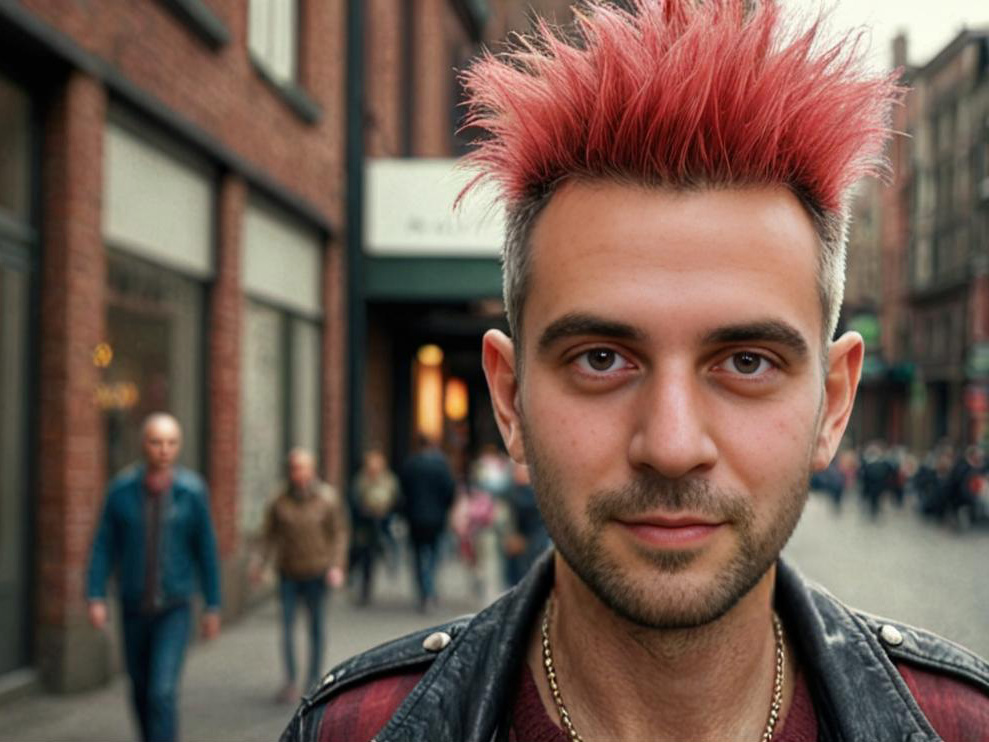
[616,514,725,547]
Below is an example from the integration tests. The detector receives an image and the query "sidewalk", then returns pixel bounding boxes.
[0,554,494,742]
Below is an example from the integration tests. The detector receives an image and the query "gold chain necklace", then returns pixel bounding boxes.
[540,597,786,742]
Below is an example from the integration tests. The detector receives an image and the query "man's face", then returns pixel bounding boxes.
[484,182,861,629]
[142,418,182,471]
[365,451,385,478]
[288,453,315,488]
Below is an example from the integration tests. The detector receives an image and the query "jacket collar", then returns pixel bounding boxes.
[377,553,939,742]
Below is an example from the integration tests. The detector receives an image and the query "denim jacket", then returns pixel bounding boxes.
[86,464,222,613]
[283,552,989,742]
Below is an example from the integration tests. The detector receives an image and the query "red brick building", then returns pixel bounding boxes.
[0,0,579,696]
[0,0,346,691]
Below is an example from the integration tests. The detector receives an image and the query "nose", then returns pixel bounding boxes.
[627,365,718,479]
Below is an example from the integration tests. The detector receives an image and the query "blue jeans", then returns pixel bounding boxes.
[279,574,328,690]
[411,533,441,607]
[121,603,192,742]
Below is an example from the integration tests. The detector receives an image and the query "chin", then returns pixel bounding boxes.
[560,539,776,631]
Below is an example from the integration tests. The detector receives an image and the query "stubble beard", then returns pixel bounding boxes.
[522,425,810,630]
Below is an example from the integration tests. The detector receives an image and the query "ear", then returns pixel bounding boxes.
[481,329,526,463]
[811,331,864,470]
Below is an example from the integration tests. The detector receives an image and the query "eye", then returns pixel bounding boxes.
[718,351,775,376]
[574,348,633,374]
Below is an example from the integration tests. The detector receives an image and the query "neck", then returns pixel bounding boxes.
[528,553,794,742]
[145,463,172,478]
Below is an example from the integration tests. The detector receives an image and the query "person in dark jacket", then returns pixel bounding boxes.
[399,434,456,611]
[282,2,988,740]
[87,413,221,742]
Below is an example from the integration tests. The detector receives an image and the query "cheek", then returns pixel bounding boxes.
[523,380,631,477]
[715,399,817,492]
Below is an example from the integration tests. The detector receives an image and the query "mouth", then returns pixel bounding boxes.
[615,514,725,548]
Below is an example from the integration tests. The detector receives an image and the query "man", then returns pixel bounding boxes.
[398,434,456,612]
[503,462,550,587]
[252,448,350,703]
[87,413,221,742]
[351,447,400,605]
[282,2,989,741]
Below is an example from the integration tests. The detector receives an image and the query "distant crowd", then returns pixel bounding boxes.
[810,440,989,529]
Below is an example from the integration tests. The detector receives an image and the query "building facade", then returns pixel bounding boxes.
[903,29,989,451]
[844,30,989,453]
[0,0,346,691]
[358,0,575,482]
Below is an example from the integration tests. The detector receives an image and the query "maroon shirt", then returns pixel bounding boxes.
[317,660,989,742]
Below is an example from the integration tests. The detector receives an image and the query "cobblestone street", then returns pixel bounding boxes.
[785,492,989,660]
[2,496,986,741]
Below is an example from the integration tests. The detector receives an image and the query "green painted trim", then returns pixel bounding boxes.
[364,256,502,301]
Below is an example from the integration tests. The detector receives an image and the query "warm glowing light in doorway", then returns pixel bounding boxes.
[417,344,444,367]
[414,344,445,440]
[444,377,468,421]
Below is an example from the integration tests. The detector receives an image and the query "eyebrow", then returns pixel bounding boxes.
[702,320,810,359]
[537,312,646,353]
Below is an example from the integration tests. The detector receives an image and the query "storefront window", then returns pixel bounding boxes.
[240,302,286,532]
[103,250,204,475]
[240,303,323,532]
[0,267,30,673]
[0,76,30,221]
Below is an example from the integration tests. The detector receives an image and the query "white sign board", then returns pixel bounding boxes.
[103,122,214,278]
[365,158,505,257]
[243,196,323,317]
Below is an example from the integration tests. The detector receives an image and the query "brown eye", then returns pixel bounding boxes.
[730,352,764,375]
[587,349,617,371]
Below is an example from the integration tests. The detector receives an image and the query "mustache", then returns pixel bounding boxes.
[586,475,753,526]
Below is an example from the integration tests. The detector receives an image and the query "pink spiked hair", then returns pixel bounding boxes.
[459,0,904,342]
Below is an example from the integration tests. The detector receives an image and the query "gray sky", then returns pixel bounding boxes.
[793,1,989,69]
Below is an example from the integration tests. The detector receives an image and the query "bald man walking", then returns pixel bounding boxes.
[252,448,349,704]
[86,413,221,742]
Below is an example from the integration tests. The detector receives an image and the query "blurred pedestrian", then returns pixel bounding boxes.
[859,441,892,519]
[502,463,550,587]
[945,445,986,529]
[86,413,221,742]
[251,448,349,703]
[350,447,400,605]
[399,434,456,612]
[451,479,497,597]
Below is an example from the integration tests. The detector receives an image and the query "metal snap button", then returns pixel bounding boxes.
[879,624,904,647]
[422,631,452,652]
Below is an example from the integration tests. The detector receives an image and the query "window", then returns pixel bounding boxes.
[239,304,322,532]
[248,0,298,85]
[0,74,34,674]
[101,117,214,476]
[102,251,205,475]
[239,195,323,532]
[0,77,30,221]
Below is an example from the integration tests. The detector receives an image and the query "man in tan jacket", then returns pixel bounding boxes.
[252,448,349,703]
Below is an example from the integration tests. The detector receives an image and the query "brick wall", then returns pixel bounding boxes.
[19,0,346,225]
[210,174,245,559]
[36,70,108,691]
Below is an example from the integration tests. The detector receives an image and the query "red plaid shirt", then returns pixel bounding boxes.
[317,661,989,742]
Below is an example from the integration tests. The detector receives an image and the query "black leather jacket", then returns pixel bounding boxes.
[282,553,989,742]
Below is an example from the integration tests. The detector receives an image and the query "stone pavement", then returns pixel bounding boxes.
[0,554,493,742]
[784,492,989,660]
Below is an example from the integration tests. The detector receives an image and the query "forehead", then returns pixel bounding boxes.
[144,418,180,438]
[522,182,822,350]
